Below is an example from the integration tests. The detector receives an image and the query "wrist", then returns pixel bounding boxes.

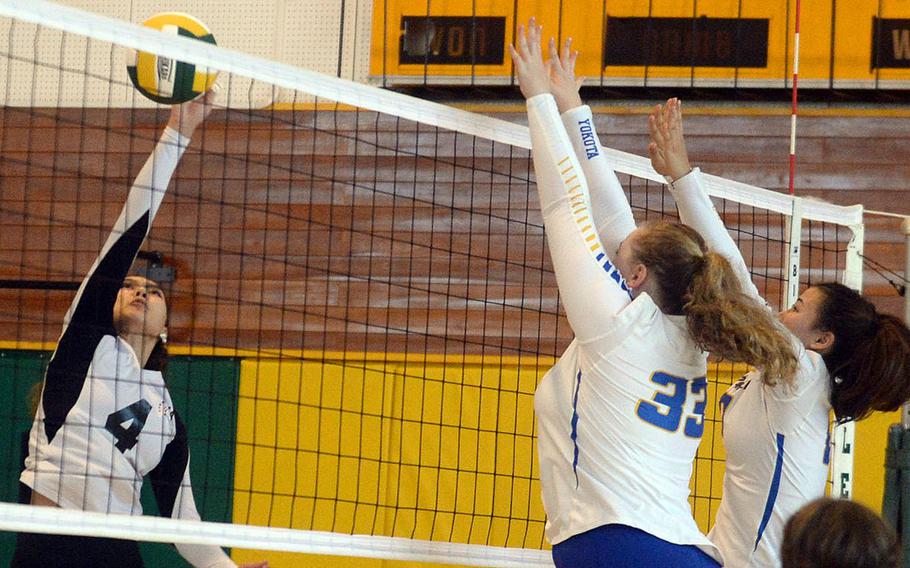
[555,93,583,114]
[162,126,191,150]
[666,167,699,189]
[670,165,693,183]
[521,84,550,99]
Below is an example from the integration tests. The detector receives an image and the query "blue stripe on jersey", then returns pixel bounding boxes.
[570,369,583,489]
[754,432,786,551]
[718,393,733,436]
[823,425,832,465]
[595,254,631,297]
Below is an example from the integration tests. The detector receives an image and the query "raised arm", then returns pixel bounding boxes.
[511,21,632,343]
[548,37,636,257]
[42,94,214,442]
[56,93,213,342]
[648,99,763,302]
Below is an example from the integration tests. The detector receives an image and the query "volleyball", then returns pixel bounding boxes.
[127,12,217,104]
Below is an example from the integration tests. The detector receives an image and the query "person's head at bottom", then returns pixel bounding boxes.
[781,497,900,568]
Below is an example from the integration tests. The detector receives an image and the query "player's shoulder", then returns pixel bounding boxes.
[766,336,829,402]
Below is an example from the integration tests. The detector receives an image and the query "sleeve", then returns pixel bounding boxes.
[528,94,633,343]
[59,126,190,339]
[559,105,637,258]
[148,414,237,568]
[667,168,764,304]
[41,127,190,443]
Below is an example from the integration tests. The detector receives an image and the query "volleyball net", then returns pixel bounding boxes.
[0,1,863,566]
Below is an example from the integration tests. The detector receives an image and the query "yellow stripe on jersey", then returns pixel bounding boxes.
[556,154,627,287]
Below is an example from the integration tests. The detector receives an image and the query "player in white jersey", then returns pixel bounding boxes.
[13,94,268,568]
[648,98,910,567]
[511,21,798,567]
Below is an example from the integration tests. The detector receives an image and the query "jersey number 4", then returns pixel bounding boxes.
[105,399,152,453]
[636,372,708,438]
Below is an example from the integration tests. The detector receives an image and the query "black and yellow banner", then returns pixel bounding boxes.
[370,0,910,88]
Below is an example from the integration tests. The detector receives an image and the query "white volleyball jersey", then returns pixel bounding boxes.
[668,170,832,567]
[528,94,720,563]
[20,128,235,568]
[708,348,830,567]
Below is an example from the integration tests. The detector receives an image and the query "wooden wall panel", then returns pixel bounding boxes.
[0,107,906,358]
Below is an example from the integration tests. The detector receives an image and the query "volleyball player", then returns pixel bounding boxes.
[12,93,268,568]
[510,20,797,567]
[648,97,910,567]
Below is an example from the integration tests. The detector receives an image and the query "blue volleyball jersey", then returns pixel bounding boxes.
[528,95,720,563]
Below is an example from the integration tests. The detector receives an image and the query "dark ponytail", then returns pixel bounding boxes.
[815,283,910,421]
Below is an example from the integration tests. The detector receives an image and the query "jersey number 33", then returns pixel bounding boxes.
[635,372,708,438]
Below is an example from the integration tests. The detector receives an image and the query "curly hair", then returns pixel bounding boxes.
[633,221,799,386]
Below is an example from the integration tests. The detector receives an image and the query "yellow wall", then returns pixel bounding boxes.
[229,356,896,567]
[853,410,901,511]
[231,356,547,567]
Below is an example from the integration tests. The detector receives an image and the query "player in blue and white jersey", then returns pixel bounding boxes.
[511,21,798,567]
[648,98,910,567]
[13,93,268,568]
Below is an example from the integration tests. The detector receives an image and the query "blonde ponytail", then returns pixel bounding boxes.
[685,252,799,387]
[633,221,798,386]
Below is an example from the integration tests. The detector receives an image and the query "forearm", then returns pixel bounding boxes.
[669,169,762,300]
[176,542,236,568]
[560,105,636,256]
[116,126,189,237]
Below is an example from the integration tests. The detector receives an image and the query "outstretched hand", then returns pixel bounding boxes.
[547,37,584,114]
[509,18,550,99]
[167,86,218,138]
[648,98,691,182]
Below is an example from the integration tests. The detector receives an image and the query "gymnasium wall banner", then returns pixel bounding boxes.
[399,16,506,66]
[872,18,910,69]
[603,17,768,68]
[369,0,910,89]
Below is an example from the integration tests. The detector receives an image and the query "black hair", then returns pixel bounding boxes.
[814,283,910,421]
